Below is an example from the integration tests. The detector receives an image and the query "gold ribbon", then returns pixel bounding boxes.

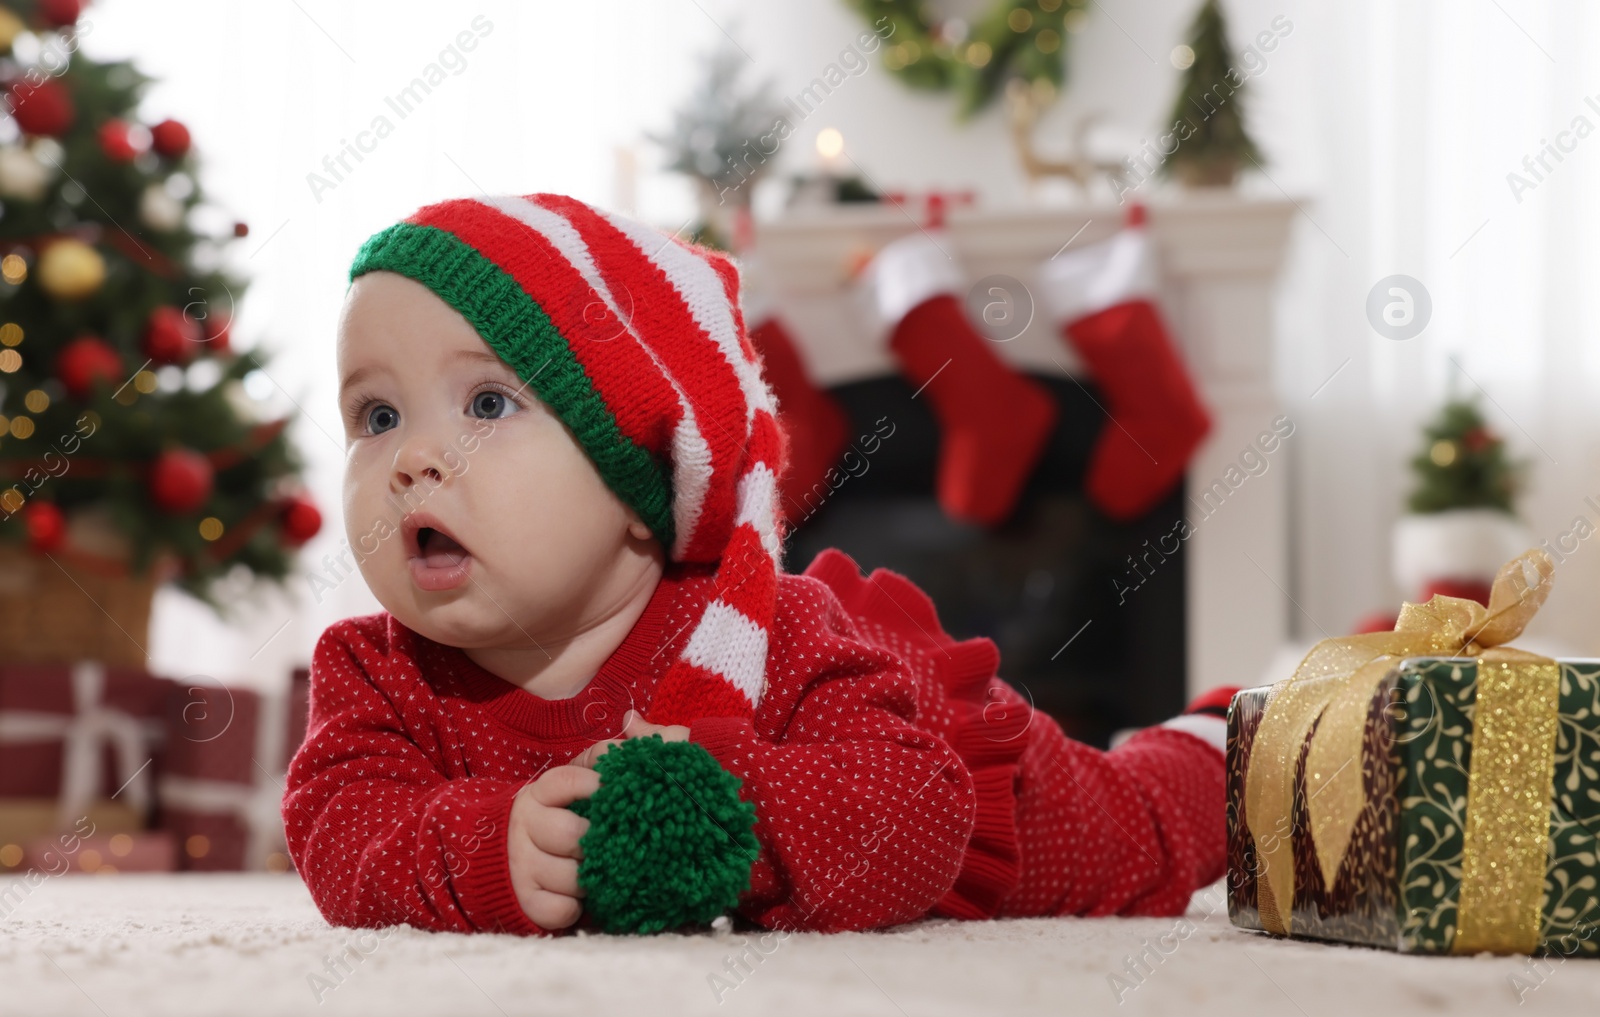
[1243,549,1561,952]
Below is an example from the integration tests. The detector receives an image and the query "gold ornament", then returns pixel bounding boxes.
[0,7,23,52]
[1429,438,1458,467]
[37,239,105,300]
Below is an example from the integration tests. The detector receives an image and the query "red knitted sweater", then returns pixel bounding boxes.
[283,549,1225,934]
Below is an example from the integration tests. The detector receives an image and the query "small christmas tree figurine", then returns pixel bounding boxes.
[651,34,782,251]
[1405,398,1523,515]
[1158,0,1263,187]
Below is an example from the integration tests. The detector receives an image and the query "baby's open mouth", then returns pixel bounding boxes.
[403,514,473,592]
[416,526,468,567]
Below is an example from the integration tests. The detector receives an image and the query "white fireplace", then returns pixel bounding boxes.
[752,194,1296,698]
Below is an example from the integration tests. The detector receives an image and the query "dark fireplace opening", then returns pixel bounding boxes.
[779,372,1187,750]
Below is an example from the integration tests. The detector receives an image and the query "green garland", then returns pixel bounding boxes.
[847,0,1084,117]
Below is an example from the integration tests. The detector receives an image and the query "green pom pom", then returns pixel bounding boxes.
[568,734,759,934]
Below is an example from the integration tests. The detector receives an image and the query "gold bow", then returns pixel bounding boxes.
[1244,548,1560,953]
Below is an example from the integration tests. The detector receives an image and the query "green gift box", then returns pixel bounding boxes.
[1228,655,1600,955]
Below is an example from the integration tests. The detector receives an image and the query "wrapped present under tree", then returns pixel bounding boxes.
[158,669,308,872]
[20,827,177,874]
[0,660,166,839]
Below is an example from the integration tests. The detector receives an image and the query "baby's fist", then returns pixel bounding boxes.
[507,764,599,931]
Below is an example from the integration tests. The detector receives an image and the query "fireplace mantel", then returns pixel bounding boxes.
[751,195,1296,697]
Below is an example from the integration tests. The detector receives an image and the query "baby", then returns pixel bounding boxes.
[282,192,1234,936]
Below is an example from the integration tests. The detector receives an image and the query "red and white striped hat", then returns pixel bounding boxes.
[349,193,789,726]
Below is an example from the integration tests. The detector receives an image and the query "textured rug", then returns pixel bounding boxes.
[1,873,1593,1016]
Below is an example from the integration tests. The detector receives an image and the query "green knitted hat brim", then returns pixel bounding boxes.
[349,222,675,551]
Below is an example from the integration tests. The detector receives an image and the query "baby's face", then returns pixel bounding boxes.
[336,271,657,650]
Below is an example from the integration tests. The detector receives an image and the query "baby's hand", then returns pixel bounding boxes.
[569,709,691,769]
[507,764,599,931]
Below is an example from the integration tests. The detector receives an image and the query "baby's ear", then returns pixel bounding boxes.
[625,513,654,543]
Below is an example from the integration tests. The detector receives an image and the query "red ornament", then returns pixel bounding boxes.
[37,0,83,28]
[22,501,67,551]
[149,118,191,158]
[149,449,214,514]
[55,335,124,400]
[97,119,143,162]
[280,493,322,546]
[7,78,75,137]
[1462,426,1496,453]
[199,310,231,354]
[142,305,201,364]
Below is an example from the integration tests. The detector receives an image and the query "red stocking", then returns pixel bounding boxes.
[1040,211,1210,521]
[747,314,851,526]
[865,232,1057,527]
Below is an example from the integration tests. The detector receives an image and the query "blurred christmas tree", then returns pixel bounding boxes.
[1406,397,1522,514]
[1158,0,1263,187]
[651,34,783,251]
[0,0,319,612]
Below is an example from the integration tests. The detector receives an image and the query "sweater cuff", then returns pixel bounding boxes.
[450,782,544,936]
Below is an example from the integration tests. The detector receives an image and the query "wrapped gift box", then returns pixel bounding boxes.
[286,666,310,767]
[18,829,177,874]
[0,798,144,862]
[1228,552,1600,956]
[158,676,304,872]
[0,661,167,836]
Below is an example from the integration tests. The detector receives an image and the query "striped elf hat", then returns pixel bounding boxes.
[348,193,789,727]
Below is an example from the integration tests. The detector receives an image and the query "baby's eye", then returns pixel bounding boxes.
[366,403,399,434]
[470,389,517,420]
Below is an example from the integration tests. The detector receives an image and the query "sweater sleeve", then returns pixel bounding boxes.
[685,576,978,934]
[1004,714,1226,918]
[282,621,544,936]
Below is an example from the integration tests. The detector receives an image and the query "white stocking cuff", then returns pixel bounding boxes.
[1038,225,1157,326]
[737,253,775,331]
[864,230,965,334]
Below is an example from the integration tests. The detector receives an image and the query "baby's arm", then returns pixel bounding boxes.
[679,577,980,934]
[1001,685,1228,918]
[283,622,576,935]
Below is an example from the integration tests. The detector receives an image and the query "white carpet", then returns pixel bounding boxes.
[1,873,1594,1016]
